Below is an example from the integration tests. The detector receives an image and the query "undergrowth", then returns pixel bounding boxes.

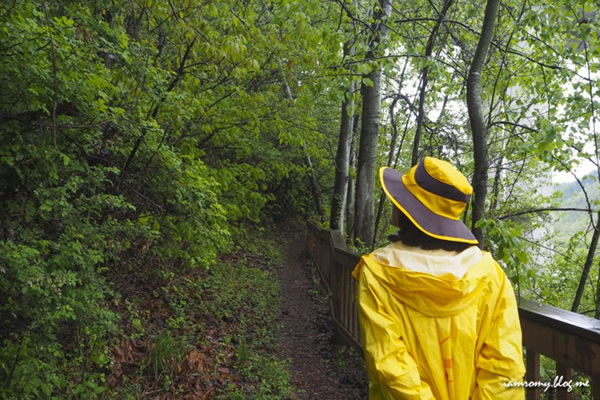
[105,225,296,399]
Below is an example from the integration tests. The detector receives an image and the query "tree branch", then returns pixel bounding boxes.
[498,207,595,220]
[487,120,538,132]
[115,38,197,193]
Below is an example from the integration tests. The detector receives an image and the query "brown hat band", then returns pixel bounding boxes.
[414,159,471,204]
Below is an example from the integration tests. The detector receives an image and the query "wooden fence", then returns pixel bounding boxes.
[306,221,600,400]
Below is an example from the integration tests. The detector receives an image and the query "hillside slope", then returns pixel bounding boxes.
[553,175,599,243]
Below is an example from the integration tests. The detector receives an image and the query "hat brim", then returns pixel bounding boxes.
[380,167,478,244]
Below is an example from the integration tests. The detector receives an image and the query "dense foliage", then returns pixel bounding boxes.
[0,0,340,397]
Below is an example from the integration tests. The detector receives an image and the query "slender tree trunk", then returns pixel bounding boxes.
[354,0,392,246]
[411,0,455,166]
[355,66,382,245]
[572,212,599,314]
[346,159,356,238]
[489,156,503,211]
[330,91,354,232]
[346,114,359,239]
[303,141,327,223]
[330,40,357,233]
[466,0,500,247]
[373,98,399,246]
[371,57,411,245]
[283,80,326,223]
[582,42,600,319]
[595,229,600,318]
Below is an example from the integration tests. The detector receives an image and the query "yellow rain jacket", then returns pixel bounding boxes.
[352,241,525,400]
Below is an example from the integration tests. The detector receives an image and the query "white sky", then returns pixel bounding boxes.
[553,160,597,183]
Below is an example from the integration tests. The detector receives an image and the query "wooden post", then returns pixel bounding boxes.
[555,363,572,400]
[526,349,540,400]
[592,376,600,400]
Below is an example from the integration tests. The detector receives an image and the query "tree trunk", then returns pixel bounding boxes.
[466,0,500,247]
[282,80,326,223]
[354,0,392,246]
[572,210,600,313]
[489,155,503,211]
[330,40,357,233]
[303,141,327,223]
[411,0,455,166]
[355,66,382,245]
[330,92,354,232]
[595,227,600,319]
[346,114,359,239]
[373,98,400,245]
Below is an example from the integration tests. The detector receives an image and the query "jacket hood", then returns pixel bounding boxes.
[357,243,495,317]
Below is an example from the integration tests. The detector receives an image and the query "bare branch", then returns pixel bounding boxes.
[499,207,596,220]
[487,120,538,132]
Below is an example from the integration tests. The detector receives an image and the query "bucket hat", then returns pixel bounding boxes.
[380,157,478,244]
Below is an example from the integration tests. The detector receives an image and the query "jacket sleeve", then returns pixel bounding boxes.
[472,274,525,400]
[355,261,435,400]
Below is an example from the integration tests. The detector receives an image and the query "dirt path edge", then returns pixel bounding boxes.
[276,229,367,399]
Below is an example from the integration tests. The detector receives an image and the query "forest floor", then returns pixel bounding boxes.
[276,226,368,399]
[104,220,367,399]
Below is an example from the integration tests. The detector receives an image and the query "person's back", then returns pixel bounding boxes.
[353,158,525,399]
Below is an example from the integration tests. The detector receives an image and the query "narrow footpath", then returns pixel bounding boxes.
[277,229,367,399]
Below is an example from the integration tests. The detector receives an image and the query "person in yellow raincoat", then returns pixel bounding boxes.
[352,157,525,399]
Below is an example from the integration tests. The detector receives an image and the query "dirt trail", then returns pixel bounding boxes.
[277,230,367,399]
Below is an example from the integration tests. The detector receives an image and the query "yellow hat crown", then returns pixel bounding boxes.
[402,157,472,220]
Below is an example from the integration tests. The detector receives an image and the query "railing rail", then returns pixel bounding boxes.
[306,221,600,400]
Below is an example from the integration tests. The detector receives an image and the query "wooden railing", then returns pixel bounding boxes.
[306,221,600,400]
